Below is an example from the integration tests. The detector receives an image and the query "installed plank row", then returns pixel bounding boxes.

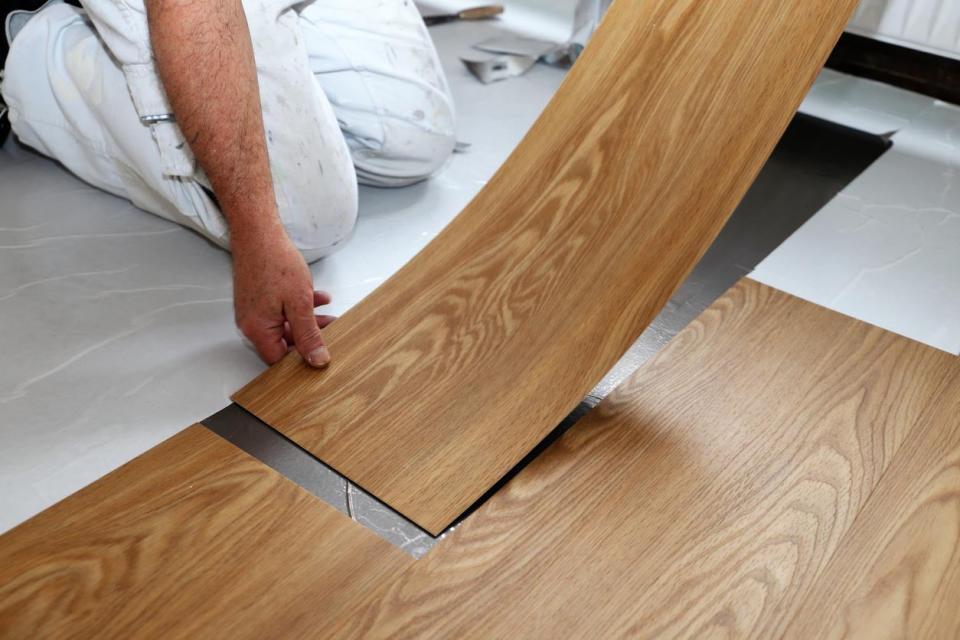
[785,380,960,638]
[233,0,860,534]
[331,280,960,638]
[0,426,409,639]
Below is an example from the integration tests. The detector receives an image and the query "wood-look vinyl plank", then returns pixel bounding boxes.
[784,376,960,639]
[0,426,410,639]
[330,280,959,638]
[233,0,859,535]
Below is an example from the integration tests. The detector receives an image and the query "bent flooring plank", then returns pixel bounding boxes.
[332,280,960,638]
[234,0,860,534]
[784,378,960,639]
[0,426,410,639]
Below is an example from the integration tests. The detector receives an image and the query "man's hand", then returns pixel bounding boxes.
[232,229,335,366]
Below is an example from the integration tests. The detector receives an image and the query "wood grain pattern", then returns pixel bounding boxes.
[784,375,960,639]
[0,426,410,640]
[331,280,960,639]
[234,0,859,534]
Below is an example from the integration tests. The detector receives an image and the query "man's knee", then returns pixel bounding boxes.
[349,90,457,188]
[354,127,456,188]
[280,183,359,263]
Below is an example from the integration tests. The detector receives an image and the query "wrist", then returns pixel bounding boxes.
[226,207,288,251]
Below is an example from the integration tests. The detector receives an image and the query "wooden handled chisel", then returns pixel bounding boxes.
[423,4,504,26]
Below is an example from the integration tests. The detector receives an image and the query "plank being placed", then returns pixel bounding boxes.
[0,426,410,639]
[233,0,859,535]
[332,280,960,638]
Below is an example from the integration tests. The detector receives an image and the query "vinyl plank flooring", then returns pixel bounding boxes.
[784,374,960,639]
[233,0,859,535]
[332,280,959,638]
[0,426,410,639]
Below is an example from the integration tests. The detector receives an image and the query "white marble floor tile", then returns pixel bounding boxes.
[799,68,936,135]
[753,92,960,355]
[0,152,255,531]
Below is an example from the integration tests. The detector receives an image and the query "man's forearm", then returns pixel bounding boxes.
[147,0,282,245]
[146,0,333,368]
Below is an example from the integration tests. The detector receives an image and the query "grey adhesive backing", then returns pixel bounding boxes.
[202,404,439,557]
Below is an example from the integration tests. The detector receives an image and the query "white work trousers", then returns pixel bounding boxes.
[1,0,456,260]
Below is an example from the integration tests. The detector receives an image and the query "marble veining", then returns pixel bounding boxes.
[753,86,960,355]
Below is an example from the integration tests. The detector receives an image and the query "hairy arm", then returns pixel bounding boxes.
[147,0,332,367]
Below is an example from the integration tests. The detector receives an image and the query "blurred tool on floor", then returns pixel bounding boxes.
[461,53,538,83]
[423,4,503,26]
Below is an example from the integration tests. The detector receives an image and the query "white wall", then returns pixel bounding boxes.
[849,0,960,60]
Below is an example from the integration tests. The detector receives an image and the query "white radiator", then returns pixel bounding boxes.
[848,0,960,60]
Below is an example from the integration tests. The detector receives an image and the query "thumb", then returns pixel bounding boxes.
[287,298,330,368]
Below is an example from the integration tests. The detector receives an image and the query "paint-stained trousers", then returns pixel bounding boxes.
[1,0,456,260]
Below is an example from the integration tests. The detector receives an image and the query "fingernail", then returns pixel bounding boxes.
[307,346,330,368]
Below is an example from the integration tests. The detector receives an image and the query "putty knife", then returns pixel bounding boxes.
[423,5,504,26]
